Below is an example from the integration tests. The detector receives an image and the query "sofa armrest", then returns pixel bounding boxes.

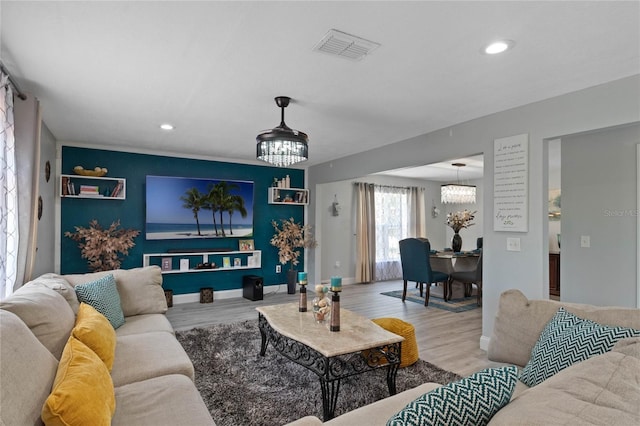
[285,416,323,426]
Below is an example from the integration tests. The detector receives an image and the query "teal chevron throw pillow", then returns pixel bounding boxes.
[74,274,125,329]
[520,307,640,387]
[387,366,518,426]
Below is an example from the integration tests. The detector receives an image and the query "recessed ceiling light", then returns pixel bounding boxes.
[483,40,515,55]
[159,123,175,131]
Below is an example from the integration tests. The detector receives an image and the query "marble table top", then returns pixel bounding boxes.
[256,304,404,358]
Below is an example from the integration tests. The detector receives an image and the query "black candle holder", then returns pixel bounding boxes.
[330,290,341,332]
[299,284,307,312]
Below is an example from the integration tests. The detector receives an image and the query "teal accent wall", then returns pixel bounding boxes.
[61,146,305,294]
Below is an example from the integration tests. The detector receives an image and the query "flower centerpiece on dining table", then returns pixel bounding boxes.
[445,210,477,252]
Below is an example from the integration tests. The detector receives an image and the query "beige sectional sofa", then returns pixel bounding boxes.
[288,289,640,425]
[0,266,215,426]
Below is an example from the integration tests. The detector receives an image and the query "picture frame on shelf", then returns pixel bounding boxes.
[223,257,231,268]
[180,258,189,271]
[161,257,172,271]
[234,258,241,267]
[239,239,254,251]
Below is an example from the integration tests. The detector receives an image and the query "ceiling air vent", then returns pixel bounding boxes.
[313,29,380,61]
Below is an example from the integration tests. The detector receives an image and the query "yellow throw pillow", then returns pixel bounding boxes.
[72,302,117,370]
[41,336,115,426]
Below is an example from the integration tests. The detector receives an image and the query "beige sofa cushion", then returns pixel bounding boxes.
[27,273,80,314]
[117,313,175,337]
[0,285,75,359]
[113,374,215,426]
[63,266,167,317]
[489,338,640,425]
[0,310,59,426]
[488,289,640,366]
[111,331,194,387]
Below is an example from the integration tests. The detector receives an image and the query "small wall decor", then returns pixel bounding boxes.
[45,161,51,182]
[73,165,108,177]
[331,194,340,216]
[161,257,172,271]
[548,189,561,221]
[239,239,254,251]
[493,133,529,232]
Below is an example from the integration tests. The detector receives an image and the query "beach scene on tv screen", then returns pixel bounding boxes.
[146,175,254,240]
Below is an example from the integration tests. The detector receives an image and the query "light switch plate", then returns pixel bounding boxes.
[581,235,591,248]
[507,237,521,251]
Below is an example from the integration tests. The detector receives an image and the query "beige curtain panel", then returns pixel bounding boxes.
[355,182,375,283]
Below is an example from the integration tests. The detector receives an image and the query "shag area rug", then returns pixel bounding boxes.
[381,288,480,313]
[176,319,461,426]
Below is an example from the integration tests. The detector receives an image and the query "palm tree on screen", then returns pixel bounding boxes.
[226,194,247,235]
[180,188,204,236]
[204,183,222,236]
[214,181,240,237]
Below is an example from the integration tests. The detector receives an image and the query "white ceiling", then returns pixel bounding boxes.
[376,154,484,182]
[2,1,639,173]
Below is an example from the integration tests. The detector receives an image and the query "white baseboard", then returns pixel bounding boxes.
[479,335,491,352]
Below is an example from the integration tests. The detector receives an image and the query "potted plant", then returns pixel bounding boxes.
[270,217,317,294]
[445,210,477,252]
[65,219,140,272]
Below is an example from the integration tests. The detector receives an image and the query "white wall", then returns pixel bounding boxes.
[307,75,640,342]
[561,123,639,306]
[32,122,57,278]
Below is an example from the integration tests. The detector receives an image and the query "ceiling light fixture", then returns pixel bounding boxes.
[483,40,515,55]
[256,96,309,167]
[441,163,476,204]
[159,123,174,131]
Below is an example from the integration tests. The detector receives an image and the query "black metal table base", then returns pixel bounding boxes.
[258,313,401,421]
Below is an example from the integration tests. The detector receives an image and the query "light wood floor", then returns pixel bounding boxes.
[167,280,503,376]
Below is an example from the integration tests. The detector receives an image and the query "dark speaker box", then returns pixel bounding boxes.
[243,275,263,301]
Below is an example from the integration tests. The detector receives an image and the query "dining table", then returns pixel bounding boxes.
[429,251,481,300]
[429,250,480,274]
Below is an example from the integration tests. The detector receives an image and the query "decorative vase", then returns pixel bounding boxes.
[312,294,331,323]
[286,269,297,294]
[452,232,462,252]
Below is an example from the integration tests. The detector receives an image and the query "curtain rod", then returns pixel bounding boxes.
[0,61,27,100]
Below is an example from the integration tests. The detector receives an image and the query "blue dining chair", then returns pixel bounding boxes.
[399,238,450,306]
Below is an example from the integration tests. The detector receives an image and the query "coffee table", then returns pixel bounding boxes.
[256,304,403,421]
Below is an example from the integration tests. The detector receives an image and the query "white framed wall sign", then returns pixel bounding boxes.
[493,134,529,232]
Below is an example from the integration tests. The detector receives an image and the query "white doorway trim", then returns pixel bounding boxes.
[637,144,639,308]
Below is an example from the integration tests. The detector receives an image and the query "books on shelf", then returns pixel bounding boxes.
[111,181,124,198]
[79,185,103,197]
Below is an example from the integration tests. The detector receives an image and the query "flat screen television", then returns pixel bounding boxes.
[145,175,254,240]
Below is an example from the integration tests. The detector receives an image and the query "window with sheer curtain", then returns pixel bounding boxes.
[1,74,18,300]
[374,185,409,280]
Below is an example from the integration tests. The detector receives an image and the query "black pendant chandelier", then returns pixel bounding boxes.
[256,96,309,167]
